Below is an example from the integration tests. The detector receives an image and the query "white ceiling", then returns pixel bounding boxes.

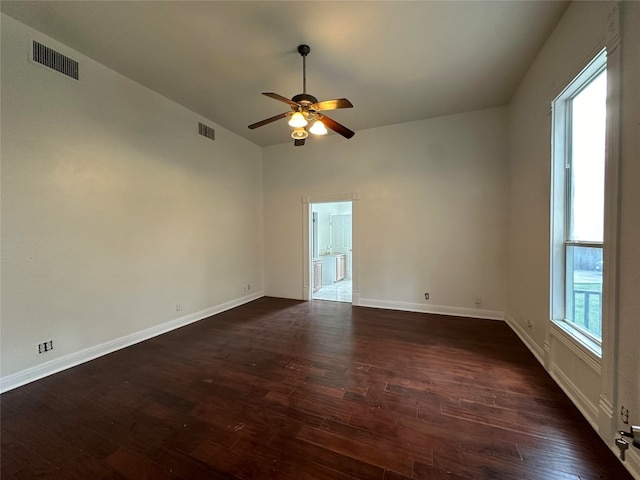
[1,1,569,147]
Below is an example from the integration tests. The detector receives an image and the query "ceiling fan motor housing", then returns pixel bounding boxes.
[291,93,318,106]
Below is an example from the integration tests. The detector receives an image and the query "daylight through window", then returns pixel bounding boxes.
[551,51,607,347]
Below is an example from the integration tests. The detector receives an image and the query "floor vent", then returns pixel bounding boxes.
[198,122,215,141]
[32,41,79,80]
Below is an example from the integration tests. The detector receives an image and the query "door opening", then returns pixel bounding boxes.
[310,201,352,303]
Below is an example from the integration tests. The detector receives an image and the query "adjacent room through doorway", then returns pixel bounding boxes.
[311,201,352,303]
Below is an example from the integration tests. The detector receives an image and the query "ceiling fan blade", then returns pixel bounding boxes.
[319,114,355,139]
[248,112,289,129]
[310,98,353,111]
[263,92,298,107]
[294,138,306,146]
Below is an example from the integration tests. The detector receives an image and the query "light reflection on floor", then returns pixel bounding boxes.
[312,279,352,303]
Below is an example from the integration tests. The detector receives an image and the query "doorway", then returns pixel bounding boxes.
[310,201,352,303]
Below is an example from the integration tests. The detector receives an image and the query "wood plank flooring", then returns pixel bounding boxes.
[1,297,631,479]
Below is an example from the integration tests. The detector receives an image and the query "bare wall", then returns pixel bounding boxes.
[617,0,640,456]
[0,14,264,382]
[263,107,508,318]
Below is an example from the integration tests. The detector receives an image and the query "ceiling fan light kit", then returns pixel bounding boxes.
[309,120,327,135]
[248,44,354,146]
[288,111,308,128]
[291,127,308,140]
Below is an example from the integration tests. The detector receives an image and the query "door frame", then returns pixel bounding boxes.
[302,192,360,304]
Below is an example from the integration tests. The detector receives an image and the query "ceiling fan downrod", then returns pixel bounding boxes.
[298,44,310,94]
[291,45,317,106]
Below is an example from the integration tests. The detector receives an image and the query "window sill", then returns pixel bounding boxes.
[549,320,602,373]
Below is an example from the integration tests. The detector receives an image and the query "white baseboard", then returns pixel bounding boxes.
[504,314,545,365]
[609,442,640,480]
[549,364,600,431]
[599,395,615,440]
[625,446,640,480]
[0,291,264,393]
[504,315,599,430]
[505,313,639,479]
[351,292,360,306]
[601,399,640,480]
[357,298,504,321]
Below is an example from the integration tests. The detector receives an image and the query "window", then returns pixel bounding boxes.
[551,51,607,350]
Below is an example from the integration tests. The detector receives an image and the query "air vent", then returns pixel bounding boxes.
[32,41,79,80]
[198,122,215,141]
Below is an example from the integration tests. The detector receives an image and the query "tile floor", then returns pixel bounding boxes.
[312,278,352,303]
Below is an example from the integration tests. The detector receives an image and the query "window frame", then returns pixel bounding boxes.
[550,49,607,356]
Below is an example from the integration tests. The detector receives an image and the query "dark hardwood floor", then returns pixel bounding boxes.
[1,297,631,479]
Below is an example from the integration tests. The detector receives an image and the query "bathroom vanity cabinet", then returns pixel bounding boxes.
[321,254,346,285]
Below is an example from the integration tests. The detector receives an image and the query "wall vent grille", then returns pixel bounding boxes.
[32,41,79,80]
[198,122,215,141]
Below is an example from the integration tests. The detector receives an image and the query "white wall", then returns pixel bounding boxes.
[507,2,639,477]
[264,107,508,319]
[0,14,264,387]
[617,0,640,466]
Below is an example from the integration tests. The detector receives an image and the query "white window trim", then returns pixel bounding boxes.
[550,49,607,357]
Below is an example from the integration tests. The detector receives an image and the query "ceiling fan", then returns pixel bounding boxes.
[248,44,355,146]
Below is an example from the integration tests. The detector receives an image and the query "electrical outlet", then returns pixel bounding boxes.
[527,320,533,330]
[247,284,250,291]
[474,296,482,305]
[38,340,53,354]
[621,406,629,424]
[424,293,429,300]
[176,304,182,312]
